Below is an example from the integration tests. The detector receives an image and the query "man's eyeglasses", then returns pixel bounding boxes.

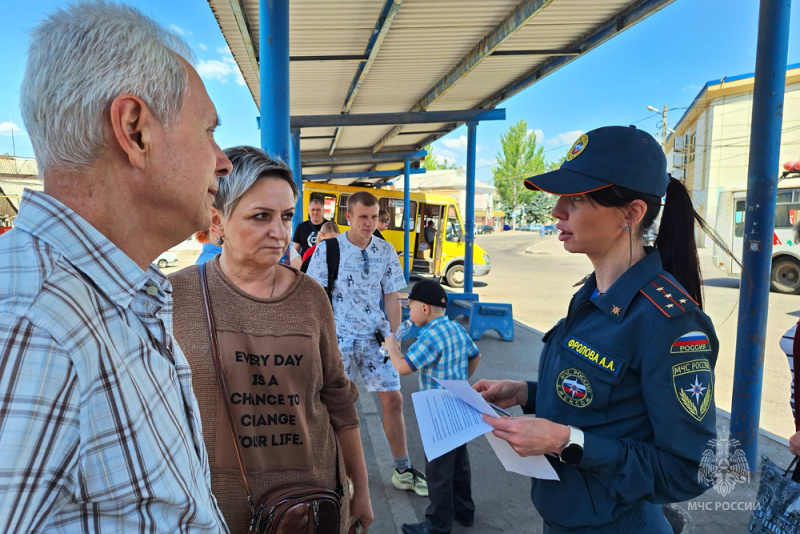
[361,249,370,275]
[380,218,390,223]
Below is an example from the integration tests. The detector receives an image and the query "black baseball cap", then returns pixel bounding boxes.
[408,280,447,308]
[523,126,668,198]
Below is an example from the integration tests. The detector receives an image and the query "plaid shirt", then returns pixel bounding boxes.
[0,190,227,533]
[404,315,480,391]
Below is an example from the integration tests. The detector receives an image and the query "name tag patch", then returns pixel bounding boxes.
[556,368,593,408]
[670,331,712,354]
[563,336,621,376]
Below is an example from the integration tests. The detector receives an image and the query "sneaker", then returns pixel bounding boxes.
[392,467,428,497]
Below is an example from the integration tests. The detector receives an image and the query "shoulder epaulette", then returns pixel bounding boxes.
[573,273,591,287]
[639,273,699,318]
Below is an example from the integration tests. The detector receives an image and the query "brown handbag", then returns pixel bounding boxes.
[199,264,343,534]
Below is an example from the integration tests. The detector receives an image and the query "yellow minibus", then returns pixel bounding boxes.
[301,183,490,287]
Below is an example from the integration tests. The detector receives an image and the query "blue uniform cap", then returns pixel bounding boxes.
[523,126,669,198]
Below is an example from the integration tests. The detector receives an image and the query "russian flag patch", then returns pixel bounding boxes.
[670,331,712,354]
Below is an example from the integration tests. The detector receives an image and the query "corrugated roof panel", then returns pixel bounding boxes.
[344,0,514,114]
[290,62,356,114]
[0,157,38,177]
[0,178,43,214]
[335,124,402,151]
[207,0,675,173]
[426,56,554,112]
[289,1,383,56]
[297,138,333,153]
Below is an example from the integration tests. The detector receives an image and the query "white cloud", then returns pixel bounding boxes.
[546,130,583,148]
[197,56,246,86]
[217,46,232,55]
[526,129,544,143]
[432,148,457,167]
[441,135,467,151]
[0,122,26,137]
[198,43,208,51]
[438,155,456,167]
[169,24,188,36]
[477,158,494,168]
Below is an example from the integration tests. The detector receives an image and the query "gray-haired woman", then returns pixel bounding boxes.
[169,146,373,533]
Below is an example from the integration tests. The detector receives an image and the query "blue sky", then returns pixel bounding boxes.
[1,0,798,185]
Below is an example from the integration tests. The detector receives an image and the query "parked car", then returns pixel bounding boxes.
[544,224,557,235]
[503,224,511,231]
[477,225,494,234]
[155,250,178,269]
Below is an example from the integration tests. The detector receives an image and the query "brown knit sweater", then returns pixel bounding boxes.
[169,259,359,533]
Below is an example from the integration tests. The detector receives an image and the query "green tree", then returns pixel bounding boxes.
[525,193,557,224]
[492,120,546,229]
[423,144,457,170]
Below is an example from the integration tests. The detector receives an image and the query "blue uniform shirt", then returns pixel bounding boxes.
[524,249,718,532]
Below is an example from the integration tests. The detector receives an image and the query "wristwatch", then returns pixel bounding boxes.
[559,425,584,465]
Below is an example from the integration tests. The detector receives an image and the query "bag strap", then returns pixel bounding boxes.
[793,319,800,430]
[326,237,340,303]
[199,263,256,515]
[198,264,344,505]
[783,455,800,483]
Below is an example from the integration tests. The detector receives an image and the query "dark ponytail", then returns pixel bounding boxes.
[655,178,703,307]
[588,177,736,310]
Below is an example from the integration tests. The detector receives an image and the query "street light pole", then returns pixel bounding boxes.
[647,105,668,146]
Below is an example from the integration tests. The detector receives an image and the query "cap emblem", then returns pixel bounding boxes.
[566,134,589,161]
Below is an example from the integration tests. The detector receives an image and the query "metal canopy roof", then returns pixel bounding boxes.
[208,0,674,179]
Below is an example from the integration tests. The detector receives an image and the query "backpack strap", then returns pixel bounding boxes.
[300,253,312,273]
[326,237,340,302]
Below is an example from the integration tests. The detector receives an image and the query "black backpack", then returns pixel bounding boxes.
[301,239,339,303]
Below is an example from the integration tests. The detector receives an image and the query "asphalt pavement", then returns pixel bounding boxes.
[167,240,797,532]
[358,314,791,534]
[356,282,795,534]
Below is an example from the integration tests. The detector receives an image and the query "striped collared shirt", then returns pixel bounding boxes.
[404,315,480,391]
[0,190,228,533]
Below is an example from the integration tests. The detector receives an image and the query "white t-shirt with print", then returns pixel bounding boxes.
[306,233,406,340]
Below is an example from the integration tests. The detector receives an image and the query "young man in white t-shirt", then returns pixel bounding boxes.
[307,191,427,497]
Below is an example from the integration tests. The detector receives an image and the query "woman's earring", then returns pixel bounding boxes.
[623,225,631,232]
[217,237,224,245]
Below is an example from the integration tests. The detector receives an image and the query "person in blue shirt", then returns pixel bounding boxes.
[475,126,721,533]
[384,279,481,534]
[194,228,222,264]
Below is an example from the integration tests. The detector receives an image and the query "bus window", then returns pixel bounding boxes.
[445,205,463,242]
[336,194,350,226]
[734,200,745,238]
[310,192,337,221]
[381,198,417,231]
[776,189,800,228]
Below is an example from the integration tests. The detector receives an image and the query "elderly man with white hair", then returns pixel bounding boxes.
[0,1,232,532]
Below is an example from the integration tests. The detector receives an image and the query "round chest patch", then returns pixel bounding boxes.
[566,134,589,161]
[556,368,593,407]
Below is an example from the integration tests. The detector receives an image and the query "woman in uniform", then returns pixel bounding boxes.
[475,126,719,533]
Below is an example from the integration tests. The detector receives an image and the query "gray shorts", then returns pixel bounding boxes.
[338,337,401,392]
